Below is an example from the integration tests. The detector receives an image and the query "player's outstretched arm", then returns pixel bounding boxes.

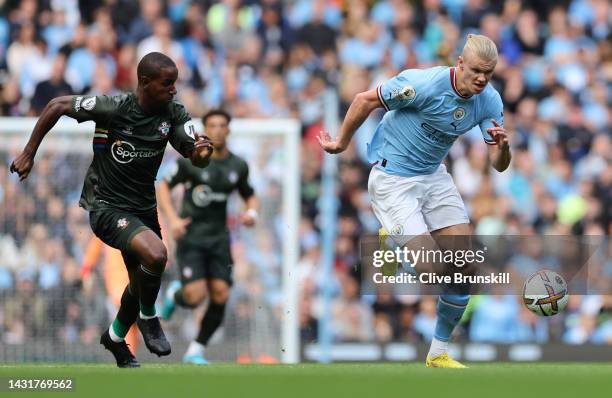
[318,88,382,154]
[10,96,73,180]
[189,134,214,168]
[487,119,512,172]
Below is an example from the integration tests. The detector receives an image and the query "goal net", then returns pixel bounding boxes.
[0,116,300,364]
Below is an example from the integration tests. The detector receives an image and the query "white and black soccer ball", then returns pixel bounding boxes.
[523,270,569,317]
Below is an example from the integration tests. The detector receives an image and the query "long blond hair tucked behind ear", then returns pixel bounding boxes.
[461,34,498,61]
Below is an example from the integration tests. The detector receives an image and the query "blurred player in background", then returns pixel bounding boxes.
[319,34,512,368]
[158,109,258,365]
[81,237,139,354]
[10,52,214,367]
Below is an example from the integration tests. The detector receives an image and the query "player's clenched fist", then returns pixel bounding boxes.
[189,134,213,167]
[194,134,213,156]
[9,151,35,181]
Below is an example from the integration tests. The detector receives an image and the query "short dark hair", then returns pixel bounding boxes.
[137,52,176,81]
[202,109,231,125]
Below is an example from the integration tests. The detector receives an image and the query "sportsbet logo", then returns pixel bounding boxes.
[111,140,164,164]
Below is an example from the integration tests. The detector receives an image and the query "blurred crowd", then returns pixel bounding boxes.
[0,0,611,356]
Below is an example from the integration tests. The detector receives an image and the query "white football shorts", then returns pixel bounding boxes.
[368,164,469,245]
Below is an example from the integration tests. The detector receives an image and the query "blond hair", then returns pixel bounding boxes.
[462,34,498,61]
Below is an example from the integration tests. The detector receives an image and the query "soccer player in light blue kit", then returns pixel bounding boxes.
[319,34,511,368]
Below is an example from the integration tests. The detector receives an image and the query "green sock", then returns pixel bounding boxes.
[111,318,129,339]
[140,302,156,317]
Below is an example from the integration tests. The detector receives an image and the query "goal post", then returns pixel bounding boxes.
[225,118,301,364]
[0,116,301,364]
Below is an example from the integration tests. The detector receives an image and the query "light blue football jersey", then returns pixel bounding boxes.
[367,66,504,177]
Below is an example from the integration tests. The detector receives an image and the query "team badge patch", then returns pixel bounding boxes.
[82,97,96,111]
[400,85,416,101]
[121,126,133,135]
[117,218,129,229]
[158,121,171,138]
[453,107,466,120]
[391,224,404,235]
[228,171,238,184]
[390,85,416,102]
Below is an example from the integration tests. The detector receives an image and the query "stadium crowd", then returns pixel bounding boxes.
[0,0,610,357]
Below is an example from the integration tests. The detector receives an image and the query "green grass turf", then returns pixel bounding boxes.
[1,363,611,398]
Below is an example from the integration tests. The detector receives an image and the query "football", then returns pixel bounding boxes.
[523,270,569,317]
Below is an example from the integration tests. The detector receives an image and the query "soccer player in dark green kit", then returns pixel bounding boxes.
[158,109,258,365]
[10,52,214,368]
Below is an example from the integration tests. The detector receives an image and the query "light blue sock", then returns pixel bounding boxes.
[434,294,470,342]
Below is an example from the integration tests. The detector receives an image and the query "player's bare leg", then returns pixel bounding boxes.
[183,279,209,305]
[130,230,171,356]
[161,278,201,320]
[161,278,206,320]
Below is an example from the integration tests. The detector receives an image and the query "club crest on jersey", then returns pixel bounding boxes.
[158,121,171,137]
[453,107,466,120]
[228,171,238,184]
[120,126,133,135]
[117,218,129,229]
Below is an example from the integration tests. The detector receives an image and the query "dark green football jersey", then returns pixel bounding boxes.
[164,153,254,241]
[66,93,197,212]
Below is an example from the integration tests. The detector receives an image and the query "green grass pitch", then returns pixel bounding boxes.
[1,363,611,398]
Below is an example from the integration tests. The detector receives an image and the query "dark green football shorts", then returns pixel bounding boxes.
[89,208,161,252]
[176,234,233,285]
